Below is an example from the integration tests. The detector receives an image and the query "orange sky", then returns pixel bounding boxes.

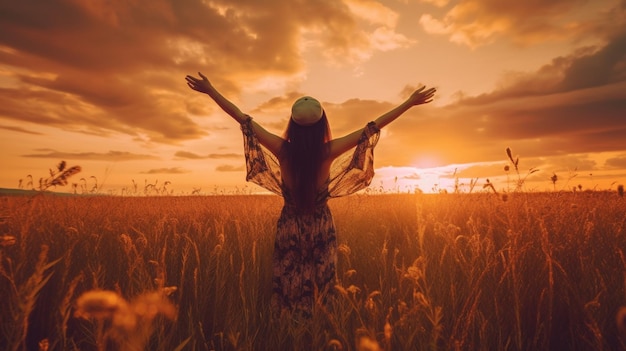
[1,0,625,195]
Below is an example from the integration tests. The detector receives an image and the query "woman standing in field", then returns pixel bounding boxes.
[186,72,435,318]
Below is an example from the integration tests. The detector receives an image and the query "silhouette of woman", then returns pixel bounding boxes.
[186,72,435,317]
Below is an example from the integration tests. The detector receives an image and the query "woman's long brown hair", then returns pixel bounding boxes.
[281,112,332,213]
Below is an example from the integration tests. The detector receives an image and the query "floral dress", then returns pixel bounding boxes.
[241,118,380,317]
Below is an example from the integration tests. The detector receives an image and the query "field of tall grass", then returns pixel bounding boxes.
[1,191,625,350]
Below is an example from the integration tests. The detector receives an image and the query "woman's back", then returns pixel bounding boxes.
[279,153,333,197]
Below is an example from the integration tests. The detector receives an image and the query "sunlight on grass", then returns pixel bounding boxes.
[1,191,625,350]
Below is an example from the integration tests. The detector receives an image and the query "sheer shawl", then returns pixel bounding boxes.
[241,118,380,198]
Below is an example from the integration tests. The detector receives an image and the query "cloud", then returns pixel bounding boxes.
[370,26,415,51]
[0,0,413,144]
[419,0,623,47]
[22,150,159,161]
[542,154,598,172]
[454,163,507,179]
[215,164,245,172]
[280,27,626,170]
[418,0,450,7]
[0,124,43,135]
[402,173,422,180]
[467,30,626,102]
[411,27,626,164]
[174,151,241,159]
[342,0,415,53]
[141,167,189,174]
[605,155,626,169]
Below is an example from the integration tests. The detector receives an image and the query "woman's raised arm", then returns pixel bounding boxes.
[329,86,436,159]
[186,72,248,123]
[186,72,284,157]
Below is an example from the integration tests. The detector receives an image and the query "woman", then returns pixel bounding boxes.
[185,72,435,317]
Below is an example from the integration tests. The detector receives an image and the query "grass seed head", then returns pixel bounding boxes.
[356,335,382,351]
[617,306,626,337]
[384,321,393,342]
[326,339,344,350]
[1,235,17,247]
[338,243,351,256]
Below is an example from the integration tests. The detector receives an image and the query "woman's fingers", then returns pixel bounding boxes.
[185,74,207,91]
[421,88,436,99]
[185,75,199,84]
[409,86,436,105]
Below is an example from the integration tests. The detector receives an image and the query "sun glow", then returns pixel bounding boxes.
[374,164,464,194]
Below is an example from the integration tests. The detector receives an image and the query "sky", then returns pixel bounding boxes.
[0,0,625,195]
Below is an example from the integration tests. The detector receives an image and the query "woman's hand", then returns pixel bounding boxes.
[407,86,436,106]
[185,72,213,94]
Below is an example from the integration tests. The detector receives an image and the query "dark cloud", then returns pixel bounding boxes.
[0,124,43,135]
[215,164,245,172]
[605,155,626,169]
[22,150,159,161]
[141,167,188,174]
[559,32,626,91]
[174,151,205,159]
[0,0,405,143]
[175,151,241,159]
[406,26,626,166]
[460,28,626,104]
